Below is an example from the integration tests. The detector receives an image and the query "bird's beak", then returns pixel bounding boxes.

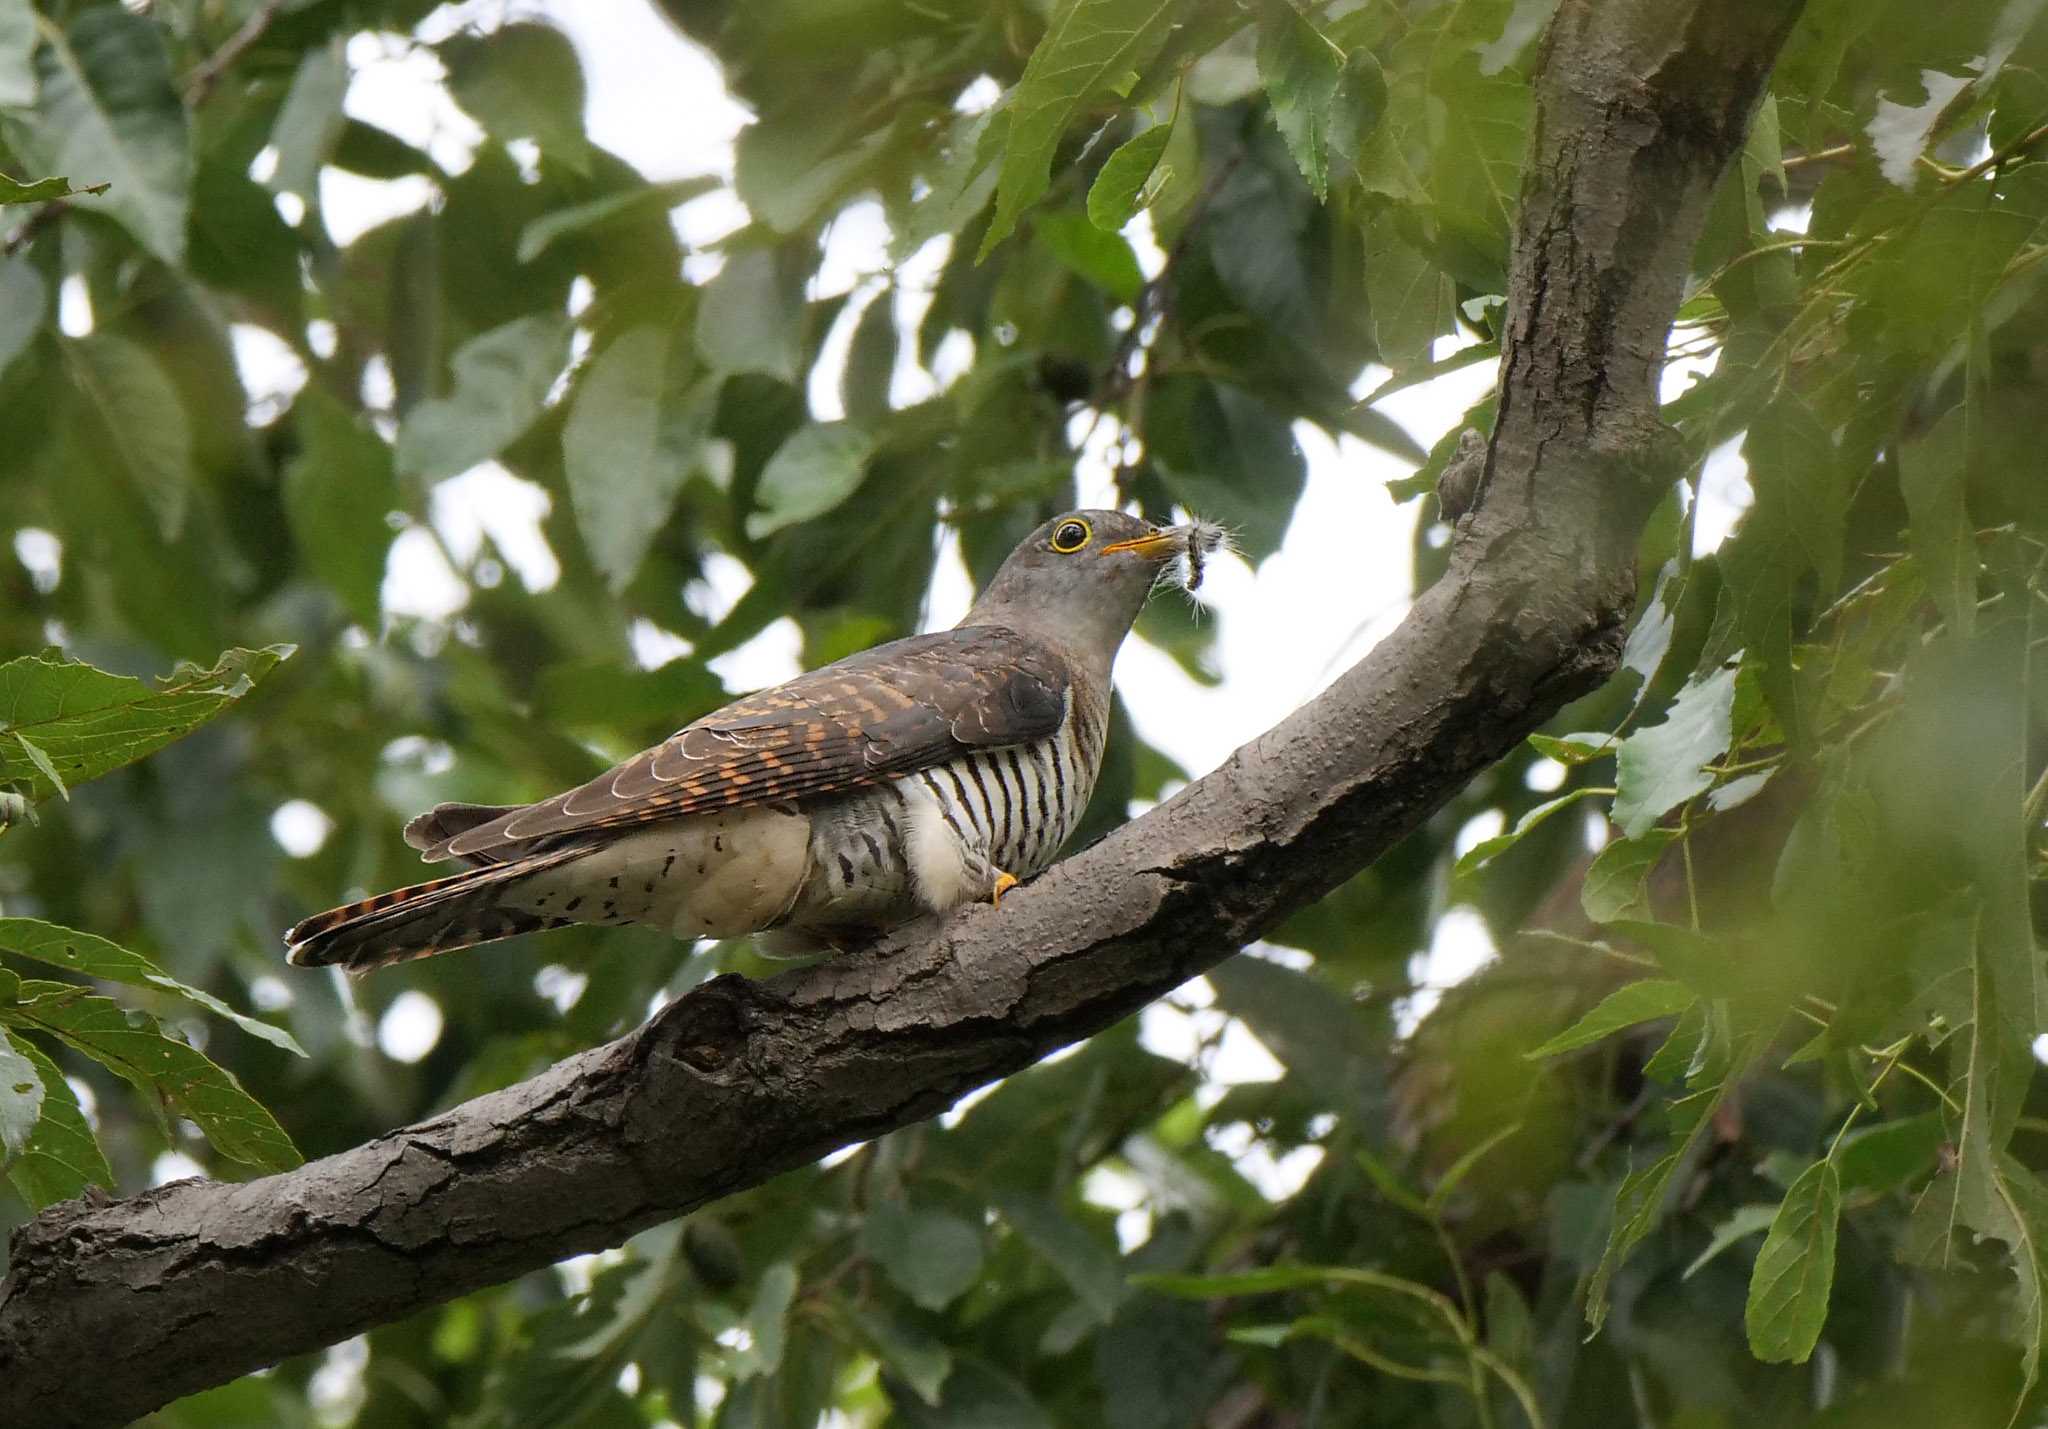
[1099,527,1184,559]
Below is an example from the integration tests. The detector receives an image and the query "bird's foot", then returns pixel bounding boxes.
[990,870,1019,907]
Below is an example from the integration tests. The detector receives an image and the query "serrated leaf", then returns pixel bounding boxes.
[1526,980,1695,1059]
[746,421,874,540]
[1745,1158,1840,1363]
[0,645,291,807]
[395,313,571,481]
[1585,1151,1682,1334]
[563,320,718,591]
[0,917,303,1056]
[8,980,300,1172]
[284,388,397,626]
[862,1200,984,1312]
[1580,827,1678,923]
[1612,666,1737,837]
[0,171,106,203]
[1455,787,1600,876]
[2,1034,108,1208]
[1088,121,1173,231]
[1256,3,1344,199]
[59,333,193,541]
[980,0,1183,259]
[11,8,189,263]
[0,1025,42,1161]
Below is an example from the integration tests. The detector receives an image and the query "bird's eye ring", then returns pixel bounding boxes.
[1050,518,1091,553]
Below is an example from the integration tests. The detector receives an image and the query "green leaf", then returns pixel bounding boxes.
[59,333,193,541]
[1683,1202,1779,1280]
[730,1261,799,1379]
[695,246,804,382]
[0,0,32,107]
[736,114,889,235]
[0,255,44,377]
[0,645,291,807]
[862,1199,985,1312]
[1580,827,1678,924]
[7,980,300,1173]
[1455,787,1601,876]
[980,0,1183,259]
[284,387,397,626]
[1527,731,1614,765]
[747,421,875,540]
[1898,403,1978,641]
[442,22,590,172]
[0,170,106,203]
[1365,217,1457,371]
[994,1189,1129,1320]
[1722,397,1846,738]
[516,176,718,263]
[1036,209,1145,302]
[395,313,572,481]
[563,320,718,591]
[840,291,899,428]
[11,731,63,799]
[841,1299,953,1407]
[1836,1114,1943,1194]
[1584,1151,1682,1334]
[1256,2,1344,199]
[0,1025,42,1162]
[1526,980,1695,1059]
[1745,1158,1840,1363]
[3,1033,109,1209]
[1142,377,1306,563]
[1087,120,1174,231]
[13,7,189,264]
[1612,665,1737,837]
[0,917,304,1056]
[268,38,348,198]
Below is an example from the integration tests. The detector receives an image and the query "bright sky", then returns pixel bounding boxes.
[195,2,1757,1206]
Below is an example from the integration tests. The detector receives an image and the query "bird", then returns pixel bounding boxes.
[285,509,1225,974]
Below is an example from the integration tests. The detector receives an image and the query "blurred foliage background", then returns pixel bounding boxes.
[4,0,2048,1424]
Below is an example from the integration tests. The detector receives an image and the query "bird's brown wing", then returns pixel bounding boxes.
[423,625,1070,864]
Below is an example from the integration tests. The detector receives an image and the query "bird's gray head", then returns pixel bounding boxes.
[961,509,1224,670]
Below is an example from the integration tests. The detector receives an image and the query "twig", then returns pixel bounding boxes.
[183,0,287,107]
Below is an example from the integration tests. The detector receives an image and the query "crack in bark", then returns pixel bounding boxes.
[0,4,1809,1424]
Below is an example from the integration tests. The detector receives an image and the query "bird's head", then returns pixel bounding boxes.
[962,508,1228,665]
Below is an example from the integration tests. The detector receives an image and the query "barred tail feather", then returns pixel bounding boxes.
[284,849,580,973]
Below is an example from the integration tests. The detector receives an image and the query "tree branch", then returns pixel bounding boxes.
[0,2,1806,1422]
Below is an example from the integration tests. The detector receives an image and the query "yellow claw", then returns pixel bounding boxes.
[990,870,1019,907]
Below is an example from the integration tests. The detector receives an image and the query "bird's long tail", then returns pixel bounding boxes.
[283,848,581,974]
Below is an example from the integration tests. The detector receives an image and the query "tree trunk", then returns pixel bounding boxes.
[0,2,1808,1422]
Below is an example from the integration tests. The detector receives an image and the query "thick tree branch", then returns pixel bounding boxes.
[0,2,1806,1422]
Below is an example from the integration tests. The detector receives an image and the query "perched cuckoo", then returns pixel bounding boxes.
[286,510,1224,973]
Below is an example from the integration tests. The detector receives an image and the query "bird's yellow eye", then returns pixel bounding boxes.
[1050,518,1091,553]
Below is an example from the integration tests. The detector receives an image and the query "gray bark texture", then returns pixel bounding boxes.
[0,2,1808,1422]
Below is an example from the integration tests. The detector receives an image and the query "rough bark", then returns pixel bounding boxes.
[0,2,1806,1422]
